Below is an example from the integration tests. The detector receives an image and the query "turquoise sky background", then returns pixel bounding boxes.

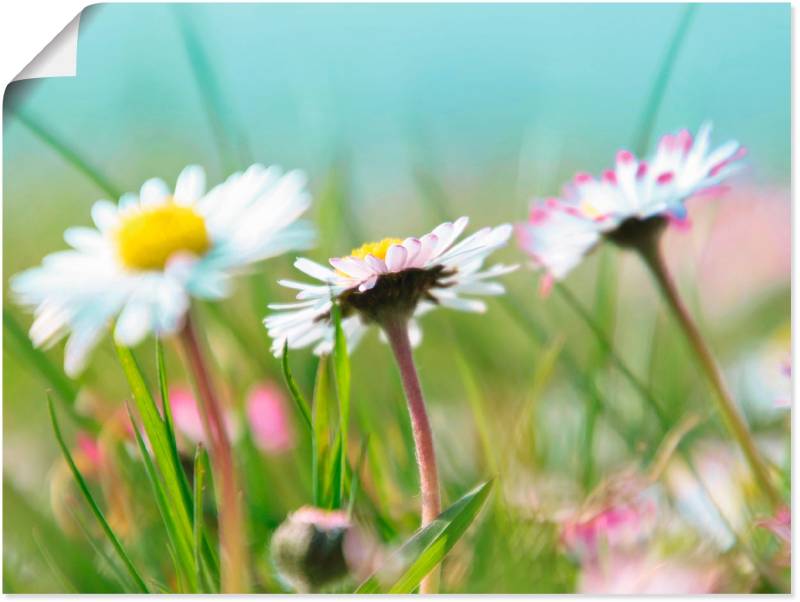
[4,3,790,234]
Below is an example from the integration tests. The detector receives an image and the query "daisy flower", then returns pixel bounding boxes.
[266,216,514,593]
[11,163,314,376]
[516,122,746,282]
[265,216,516,356]
[516,123,782,512]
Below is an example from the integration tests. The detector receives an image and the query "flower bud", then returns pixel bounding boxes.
[270,506,361,592]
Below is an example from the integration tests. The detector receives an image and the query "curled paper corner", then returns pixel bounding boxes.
[13,13,81,81]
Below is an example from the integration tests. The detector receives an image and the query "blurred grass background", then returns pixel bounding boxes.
[2,3,790,592]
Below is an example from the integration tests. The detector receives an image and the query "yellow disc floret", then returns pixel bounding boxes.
[115,201,210,270]
[348,238,403,261]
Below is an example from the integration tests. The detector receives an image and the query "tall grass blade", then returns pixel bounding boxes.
[12,111,122,198]
[173,6,251,172]
[193,445,214,591]
[632,4,697,154]
[347,436,370,517]
[114,345,195,567]
[312,355,332,506]
[47,394,149,593]
[125,403,197,592]
[356,480,493,593]
[281,343,313,431]
[3,310,92,431]
[331,304,351,505]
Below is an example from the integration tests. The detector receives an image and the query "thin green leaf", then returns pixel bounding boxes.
[193,445,211,591]
[13,111,122,198]
[156,342,220,587]
[356,480,494,593]
[331,304,351,505]
[312,355,332,506]
[347,436,370,517]
[3,310,92,431]
[114,345,195,564]
[632,4,697,154]
[281,342,312,431]
[47,394,149,593]
[125,404,197,592]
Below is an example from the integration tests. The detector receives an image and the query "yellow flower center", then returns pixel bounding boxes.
[115,201,210,270]
[348,238,403,261]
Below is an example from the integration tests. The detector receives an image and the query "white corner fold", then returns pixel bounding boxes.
[13,13,81,82]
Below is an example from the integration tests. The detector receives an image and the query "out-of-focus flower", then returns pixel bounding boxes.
[168,386,238,447]
[757,506,790,567]
[270,506,370,592]
[11,164,314,376]
[516,123,746,285]
[579,552,720,594]
[663,185,790,317]
[560,471,657,562]
[559,471,721,594]
[265,217,516,355]
[245,382,295,454]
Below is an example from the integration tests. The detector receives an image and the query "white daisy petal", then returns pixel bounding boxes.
[174,165,206,205]
[385,244,408,272]
[139,178,170,206]
[91,200,119,232]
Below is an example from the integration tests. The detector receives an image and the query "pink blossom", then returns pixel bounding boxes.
[579,552,719,594]
[758,506,790,567]
[167,386,237,446]
[246,382,295,454]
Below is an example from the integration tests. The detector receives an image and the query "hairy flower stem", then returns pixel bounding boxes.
[179,313,248,592]
[636,236,781,509]
[382,316,441,594]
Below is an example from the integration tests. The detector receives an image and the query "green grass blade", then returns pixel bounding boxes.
[125,404,197,592]
[312,355,332,506]
[156,341,220,587]
[3,310,93,431]
[47,394,149,593]
[331,304,351,505]
[281,343,313,431]
[347,436,370,517]
[13,111,122,198]
[356,480,493,593]
[632,4,697,154]
[114,345,195,563]
[193,444,213,591]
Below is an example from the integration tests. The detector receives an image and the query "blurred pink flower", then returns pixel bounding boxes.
[757,506,790,567]
[246,382,295,454]
[75,431,103,471]
[579,552,719,594]
[168,386,237,446]
[561,500,656,561]
[663,184,790,318]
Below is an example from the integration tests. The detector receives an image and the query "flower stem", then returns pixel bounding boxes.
[179,312,248,592]
[382,317,441,594]
[636,237,781,509]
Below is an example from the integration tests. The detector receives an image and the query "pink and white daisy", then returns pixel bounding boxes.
[516,123,746,282]
[265,217,516,355]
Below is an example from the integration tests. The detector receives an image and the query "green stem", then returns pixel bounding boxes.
[637,237,781,509]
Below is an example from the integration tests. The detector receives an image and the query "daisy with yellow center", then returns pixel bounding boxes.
[265,217,514,592]
[12,163,315,376]
[265,217,516,357]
